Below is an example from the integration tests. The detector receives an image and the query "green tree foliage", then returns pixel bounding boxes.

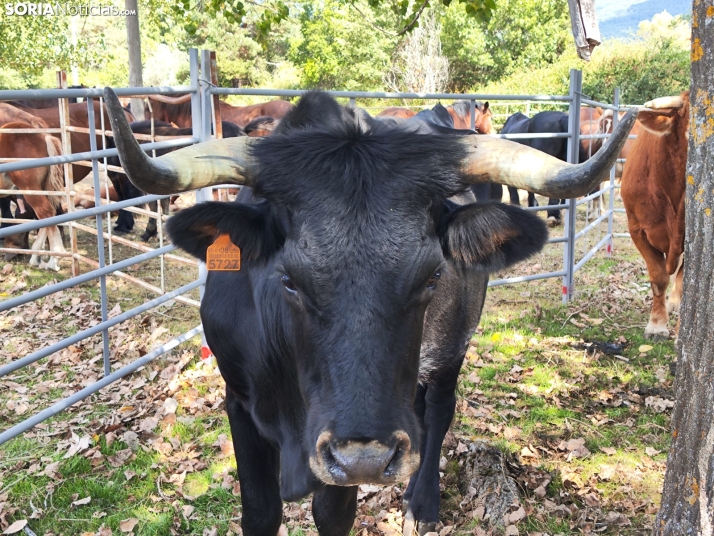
[439,0,570,92]
[289,0,396,90]
[477,15,690,107]
[0,14,96,86]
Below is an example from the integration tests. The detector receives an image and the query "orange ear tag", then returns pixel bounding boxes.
[206,234,241,271]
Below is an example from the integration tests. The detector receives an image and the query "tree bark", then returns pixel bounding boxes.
[125,0,145,121]
[655,0,714,534]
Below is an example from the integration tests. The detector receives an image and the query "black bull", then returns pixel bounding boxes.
[104,89,635,536]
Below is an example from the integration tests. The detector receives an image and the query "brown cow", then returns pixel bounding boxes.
[378,107,417,119]
[145,93,293,128]
[0,103,48,129]
[0,122,66,270]
[447,101,494,134]
[620,92,689,340]
[1,100,135,180]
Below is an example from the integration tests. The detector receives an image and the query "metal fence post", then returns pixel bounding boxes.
[606,88,620,256]
[562,69,582,303]
[86,97,112,377]
[470,99,476,130]
[195,49,213,359]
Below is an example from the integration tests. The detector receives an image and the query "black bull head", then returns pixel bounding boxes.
[104,89,636,497]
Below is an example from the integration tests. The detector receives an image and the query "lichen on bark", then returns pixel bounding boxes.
[654,1,714,534]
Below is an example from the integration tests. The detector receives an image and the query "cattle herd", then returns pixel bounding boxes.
[0,83,689,534]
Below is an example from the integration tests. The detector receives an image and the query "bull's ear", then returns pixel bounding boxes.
[166,201,283,262]
[637,109,676,135]
[439,202,548,272]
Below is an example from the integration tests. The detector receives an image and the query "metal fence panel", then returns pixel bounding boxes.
[0,56,632,446]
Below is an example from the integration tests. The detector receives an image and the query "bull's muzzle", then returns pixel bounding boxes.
[310,431,420,486]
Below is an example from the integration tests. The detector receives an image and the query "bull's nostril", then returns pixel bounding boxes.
[322,441,347,480]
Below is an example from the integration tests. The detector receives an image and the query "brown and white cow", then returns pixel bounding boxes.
[620,91,689,340]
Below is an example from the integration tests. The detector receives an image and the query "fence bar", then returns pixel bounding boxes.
[606,89,620,255]
[0,245,176,312]
[491,132,571,140]
[489,269,568,287]
[521,202,572,212]
[78,255,201,308]
[574,212,611,239]
[576,187,613,205]
[580,97,621,111]
[574,234,612,273]
[0,325,204,447]
[0,86,197,101]
[210,87,571,102]
[0,138,196,175]
[0,279,204,379]
[0,247,74,257]
[70,222,196,265]
[0,189,67,196]
[197,50,212,359]
[85,97,112,376]
[0,193,172,238]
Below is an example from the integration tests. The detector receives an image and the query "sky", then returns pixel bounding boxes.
[596,0,692,38]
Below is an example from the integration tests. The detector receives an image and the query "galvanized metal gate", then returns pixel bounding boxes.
[0,51,632,446]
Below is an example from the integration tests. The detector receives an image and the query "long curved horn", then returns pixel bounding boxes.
[146,93,193,104]
[459,108,638,199]
[104,88,257,194]
[644,96,684,110]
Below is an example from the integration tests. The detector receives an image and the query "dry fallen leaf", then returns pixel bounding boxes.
[2,520,28,535]
[43,461,61,479]
[638,344,653,353]
[508,507,526,524]
[162,398,179,415]
[503,427,521,440]
[71,496,91,507]
[645,447,661,457]
[645,396,675,413]
[122,431,140,452]
[182,505,195,520]
[599,465,617,481]
[601,446,617,456]
[107,449,133,468]
[119,518,139,533]
[505,525,519,535]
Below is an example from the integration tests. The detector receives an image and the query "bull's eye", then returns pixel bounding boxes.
[426,270,442,289]
[281,274,297,293]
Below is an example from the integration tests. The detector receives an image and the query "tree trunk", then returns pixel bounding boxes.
[655,1,714,534]
[125,0,145,121]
